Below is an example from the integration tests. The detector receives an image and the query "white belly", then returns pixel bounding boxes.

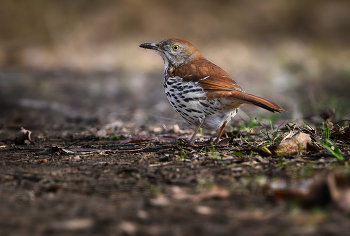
[164,77,239,130]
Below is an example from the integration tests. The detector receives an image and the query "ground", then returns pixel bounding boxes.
[0,70,350,236]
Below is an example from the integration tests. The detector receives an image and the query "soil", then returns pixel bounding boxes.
[1,70,350,236]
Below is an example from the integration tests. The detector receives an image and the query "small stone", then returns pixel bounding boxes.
[195,206,212,215]
[149,126,163,134]
[137,210,148,219]
[51,218,94,230]
[148,195,170,207]
[172,124,180,134]
[119,221,137,235]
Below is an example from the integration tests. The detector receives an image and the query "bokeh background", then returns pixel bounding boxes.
[1,0,350,132]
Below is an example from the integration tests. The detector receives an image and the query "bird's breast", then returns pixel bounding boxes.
[163,76,239,129]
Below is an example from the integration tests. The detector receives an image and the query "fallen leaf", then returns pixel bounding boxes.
[320,109,335,122]
[273,132,311,156]
[14,127,35,145]
[327,173,350,213]
[336,127,350,140]
[269,174,331,207]
[269,172,350,213]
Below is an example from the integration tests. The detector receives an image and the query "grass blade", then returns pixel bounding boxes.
[320,139,344,161]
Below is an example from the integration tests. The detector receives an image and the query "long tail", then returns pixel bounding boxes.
[207,91,285,113]
[235,92,285,112]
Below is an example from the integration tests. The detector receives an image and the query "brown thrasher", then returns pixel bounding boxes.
[140,38,284,145]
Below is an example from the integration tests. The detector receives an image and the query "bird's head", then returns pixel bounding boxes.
[140,38,203,68]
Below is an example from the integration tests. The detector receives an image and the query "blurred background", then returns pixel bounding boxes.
[0,0,349,134]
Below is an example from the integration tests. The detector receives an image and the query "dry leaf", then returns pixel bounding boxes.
[320,109,335,121]
[269,172,350,213]
[273,132,311,156]
[327,173,350,213]
[336,127,350,140]
[14,127,34,145]
[269,175,330,207]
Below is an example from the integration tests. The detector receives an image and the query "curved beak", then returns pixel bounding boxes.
[139,43,159,50]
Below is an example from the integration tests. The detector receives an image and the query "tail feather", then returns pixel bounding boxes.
[207,91,285,113]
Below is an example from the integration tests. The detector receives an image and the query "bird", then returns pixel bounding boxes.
[140,38,284,145]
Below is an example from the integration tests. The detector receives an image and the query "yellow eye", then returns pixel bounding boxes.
[173,45,179,50]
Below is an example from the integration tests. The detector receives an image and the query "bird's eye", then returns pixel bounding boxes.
[172,45,179,51]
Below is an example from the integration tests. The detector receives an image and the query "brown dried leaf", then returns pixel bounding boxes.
[320,109,335,122]
[273,132,311,156]
[337,127,350,140]
[270,173,350,213]
[327,173,350,213]
[14,127,34,145]
[269,175,331,207]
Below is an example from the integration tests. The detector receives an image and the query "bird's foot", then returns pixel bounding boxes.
[187,141,199,147]
[202,137,230,147]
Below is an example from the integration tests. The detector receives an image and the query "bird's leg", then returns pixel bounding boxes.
[188,118,205,145]
[214,120,228,144]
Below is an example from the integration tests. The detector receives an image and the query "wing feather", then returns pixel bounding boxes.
[171,59,285,113]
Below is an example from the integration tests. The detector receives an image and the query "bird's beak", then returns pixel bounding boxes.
[139,43,160,50]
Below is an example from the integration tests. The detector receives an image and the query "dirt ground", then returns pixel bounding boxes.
[1,70,350,236]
